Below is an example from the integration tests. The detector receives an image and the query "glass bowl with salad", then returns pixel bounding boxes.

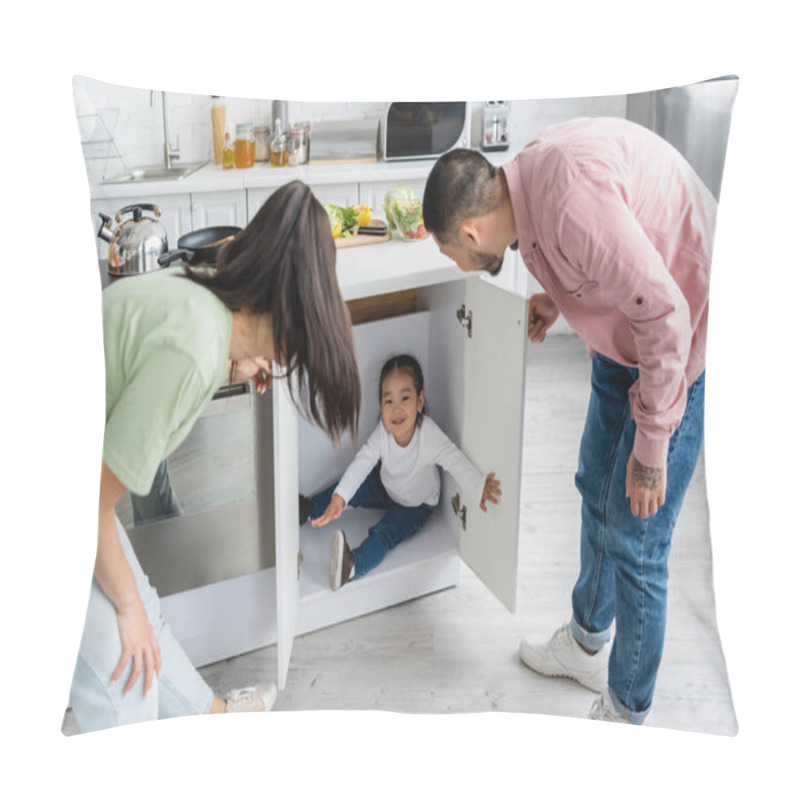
[384,185,429,241]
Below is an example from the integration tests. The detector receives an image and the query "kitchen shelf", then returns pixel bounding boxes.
[79,108,126,179]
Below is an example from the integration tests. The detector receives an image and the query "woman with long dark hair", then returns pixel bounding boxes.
[67,181,360,733]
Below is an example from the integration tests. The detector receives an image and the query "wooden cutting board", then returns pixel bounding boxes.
[334,220,391,249]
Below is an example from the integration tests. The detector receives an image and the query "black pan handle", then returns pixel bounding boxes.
[157,248,191,267]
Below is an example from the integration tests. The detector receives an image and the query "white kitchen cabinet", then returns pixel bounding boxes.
[189,190,248,229]
[247,182,360,222]
[90,194,191,260]
[159,243,528,691]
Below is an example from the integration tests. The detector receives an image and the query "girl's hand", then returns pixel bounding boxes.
[111,598,162,697]
[480,472,502,512]
[528,293,559,343]
[311,494,345,528]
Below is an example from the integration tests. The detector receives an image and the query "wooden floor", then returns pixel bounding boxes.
[196,333,738,735]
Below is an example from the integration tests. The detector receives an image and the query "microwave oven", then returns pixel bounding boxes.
[382,102,471,161]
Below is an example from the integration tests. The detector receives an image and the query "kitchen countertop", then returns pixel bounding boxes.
[93,148,523,298]
[89,148,521,201]
[99,232,464,301]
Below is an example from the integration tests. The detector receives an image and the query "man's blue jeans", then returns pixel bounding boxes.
[310,464,434,578]
[570,353,705,723]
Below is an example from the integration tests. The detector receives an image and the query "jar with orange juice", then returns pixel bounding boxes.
[235,122,255,169]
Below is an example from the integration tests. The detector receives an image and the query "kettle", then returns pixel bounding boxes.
[97,203,169,277]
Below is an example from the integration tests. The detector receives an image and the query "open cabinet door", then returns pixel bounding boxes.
[458,277,527,612]
[273,375,300,690]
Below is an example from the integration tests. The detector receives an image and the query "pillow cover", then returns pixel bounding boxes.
[65,74,738,738]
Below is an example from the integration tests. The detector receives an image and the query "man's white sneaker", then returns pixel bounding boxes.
[224,683,278,713]
[519,622,608,693]
[588,688,632,723]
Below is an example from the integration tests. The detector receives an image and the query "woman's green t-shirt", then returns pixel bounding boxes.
[101,267,233,495]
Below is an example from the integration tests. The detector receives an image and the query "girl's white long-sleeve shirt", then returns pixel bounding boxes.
[334,416,487,510]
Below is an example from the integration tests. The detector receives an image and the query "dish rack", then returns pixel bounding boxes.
[78,107,127,180]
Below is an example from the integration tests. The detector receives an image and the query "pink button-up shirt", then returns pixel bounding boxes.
[503,117,717,467]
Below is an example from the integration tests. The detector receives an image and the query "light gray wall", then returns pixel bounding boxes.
[74,75,628,184]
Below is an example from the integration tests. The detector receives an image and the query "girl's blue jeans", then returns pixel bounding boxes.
[310,464,434,578]
[570,353,705,723]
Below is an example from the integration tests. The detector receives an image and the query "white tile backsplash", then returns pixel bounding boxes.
[74,75,628,183]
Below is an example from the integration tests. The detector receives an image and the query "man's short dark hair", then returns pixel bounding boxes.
[423,148,500,245]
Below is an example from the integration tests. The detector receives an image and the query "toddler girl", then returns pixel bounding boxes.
[302,354,502,590]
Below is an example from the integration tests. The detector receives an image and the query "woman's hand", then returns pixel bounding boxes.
[230,356,273,394]
[95,460,162,698]
[480,472,502,512]
[310,494,345,528]
[112,599,162,696]
[625,453,667,519]
[528,293,559,343]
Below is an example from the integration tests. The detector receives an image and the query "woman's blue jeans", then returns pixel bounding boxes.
[68,517,214,733]
[570,353,705,723]
[310,464,434,578]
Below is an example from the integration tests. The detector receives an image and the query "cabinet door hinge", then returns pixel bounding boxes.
[298,549,303,581]
[451,493,467,531]
[456,304,473,338]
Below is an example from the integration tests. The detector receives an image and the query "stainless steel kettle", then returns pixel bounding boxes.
[97,203,169,276]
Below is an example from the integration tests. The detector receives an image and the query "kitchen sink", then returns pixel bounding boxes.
[103,161,208,184]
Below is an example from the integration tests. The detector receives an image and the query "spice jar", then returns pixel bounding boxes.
[254,124,270,162]
[270,119,288,167]
[288,122,310,166]
[235,122,255,169]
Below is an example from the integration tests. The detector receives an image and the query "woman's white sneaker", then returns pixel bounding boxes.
[519,622,608,693]
[224,683,278,713]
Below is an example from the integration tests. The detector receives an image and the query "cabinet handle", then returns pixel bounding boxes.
[451,493,467,531]
[456,304,473,338]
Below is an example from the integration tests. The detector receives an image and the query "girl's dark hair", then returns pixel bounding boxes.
[422,148,500,245]
[182,180,360,442]
[379,354,426,428]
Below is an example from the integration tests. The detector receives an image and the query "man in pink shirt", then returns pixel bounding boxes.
[423,116,717,724]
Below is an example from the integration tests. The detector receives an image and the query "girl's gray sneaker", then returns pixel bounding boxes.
[330,529,355,591]
[224,683,278,713]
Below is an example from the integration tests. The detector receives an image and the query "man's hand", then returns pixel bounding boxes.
[528,293,560,343]
[625,453,666,519]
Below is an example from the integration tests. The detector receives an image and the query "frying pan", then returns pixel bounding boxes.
[157,225,241,267]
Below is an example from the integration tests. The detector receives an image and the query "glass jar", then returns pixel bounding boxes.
[270,119,287,167]
[254,124,270,162]
[222,127,235,170]
[211,96,226,165]
[287,122,310,166]
[235,122,255,169]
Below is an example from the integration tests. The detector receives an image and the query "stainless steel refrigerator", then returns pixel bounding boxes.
[626,74,739,201]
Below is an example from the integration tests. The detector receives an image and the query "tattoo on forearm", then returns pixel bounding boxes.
[632,459,663,490]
